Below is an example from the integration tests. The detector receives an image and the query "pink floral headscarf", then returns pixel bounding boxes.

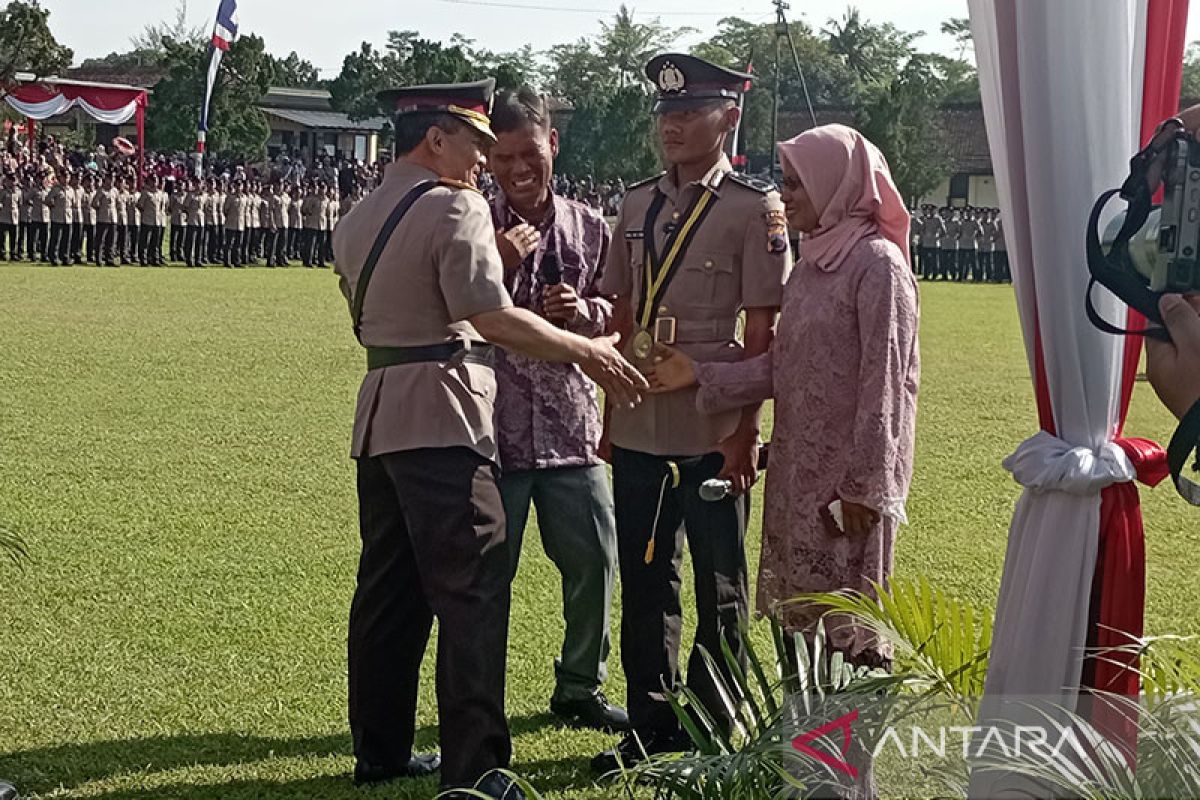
[777,124,911,272]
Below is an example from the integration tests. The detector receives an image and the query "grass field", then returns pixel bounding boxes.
[0,264,1196,800]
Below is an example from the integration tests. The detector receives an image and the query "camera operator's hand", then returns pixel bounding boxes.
[495,223,540,271]
[1180,104,1200,137]
[1146,293,1200,420]
[581,333,648,410]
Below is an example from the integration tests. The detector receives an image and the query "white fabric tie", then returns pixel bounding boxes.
[1003,430,1136,495]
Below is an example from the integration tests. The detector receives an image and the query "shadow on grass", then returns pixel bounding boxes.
[0,714,576,798]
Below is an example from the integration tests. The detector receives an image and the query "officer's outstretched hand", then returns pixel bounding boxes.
[1146,293,1200,420]
[645,344,698,393]
[582,333,648,410]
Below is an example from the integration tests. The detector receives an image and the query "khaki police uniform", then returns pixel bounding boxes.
[93,186,120,265]
[223,192,245,267]
[205,189,223,263]
[917,210,944,279]
[334,79,519,794]
[957,214,982,282]
[288,194,303,259]
[938,212,959,282]
[0,183,20,260]
[47,182,74,265]
[184,190,206,266]
[137,188,169,265]
[123,189,141,263]
[266,192,289,266]
[602,155,790,737]
[301,192,326,267]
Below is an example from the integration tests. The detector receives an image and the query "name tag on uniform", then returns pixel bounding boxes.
[624,229,645,241]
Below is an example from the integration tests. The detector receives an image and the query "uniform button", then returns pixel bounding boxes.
[659,306,669,314]
[672,211,681,220]
[704,259,715,270]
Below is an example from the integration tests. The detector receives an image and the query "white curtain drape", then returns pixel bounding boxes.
[966,0,1150,794]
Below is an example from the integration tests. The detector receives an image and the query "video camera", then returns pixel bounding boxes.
[1087,118,1200,339]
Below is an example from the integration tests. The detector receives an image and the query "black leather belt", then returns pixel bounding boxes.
[366,341,494,371]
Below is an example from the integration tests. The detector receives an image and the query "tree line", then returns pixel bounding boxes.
[7,1,1198,200]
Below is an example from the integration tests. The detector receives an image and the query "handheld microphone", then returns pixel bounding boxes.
[699,444,771,502]
[540,250,567,328]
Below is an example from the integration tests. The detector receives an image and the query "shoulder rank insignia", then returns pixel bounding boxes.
[727,173,776,194]
[764,209,790,254]
[438,177,482,194]
[627,172,666,191]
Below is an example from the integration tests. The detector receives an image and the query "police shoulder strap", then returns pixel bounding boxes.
[350,180,441,342]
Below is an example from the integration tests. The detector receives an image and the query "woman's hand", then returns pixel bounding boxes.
[840,501,880,536]
[646,344,698,393]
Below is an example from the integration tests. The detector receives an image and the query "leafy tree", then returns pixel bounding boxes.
[557,85,660,181]
[597,5,687,89]
[691,16,859,158]
[1183,42,1200,101]
[940,16,974,61]
[0,0,73,94]
[329,31,487,121]
[823,7,920,90]
[855,54,952,203]
[130,0,205,53]
[268,51,322,88]
[146,34,274,158]
[544,39,615,103]
[328,43,391,122]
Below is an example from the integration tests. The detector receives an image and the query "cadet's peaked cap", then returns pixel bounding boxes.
[646,53,752,112]
[377,78,497,142]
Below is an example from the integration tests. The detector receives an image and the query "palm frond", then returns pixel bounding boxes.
[786,576,993,702]
[969,695,1200,800]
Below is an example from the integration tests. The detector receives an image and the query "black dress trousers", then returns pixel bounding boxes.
[349,446,512,791]
[610,446,750,736]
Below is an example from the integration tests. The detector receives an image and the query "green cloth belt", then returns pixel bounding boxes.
[366,341,495,371]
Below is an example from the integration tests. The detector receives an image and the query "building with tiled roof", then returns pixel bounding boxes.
[779,101,1000,208]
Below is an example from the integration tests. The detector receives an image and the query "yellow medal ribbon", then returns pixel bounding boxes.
[639,190,716,331]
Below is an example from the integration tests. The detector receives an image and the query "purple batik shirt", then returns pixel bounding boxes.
[490,191,614,472]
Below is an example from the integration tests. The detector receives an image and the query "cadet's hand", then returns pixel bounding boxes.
[840,500,881,536]
[544,283,583,323]
[581,332,648,410]
[1146,293,1200,420]
[716,426,759,496]
[646,344,698,393]
[496,223,540,270]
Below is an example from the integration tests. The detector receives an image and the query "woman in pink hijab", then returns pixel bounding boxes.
[649,124,920,668]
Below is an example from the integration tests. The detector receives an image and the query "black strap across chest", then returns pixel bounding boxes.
[351,180,439,343]
[635,186,718,329]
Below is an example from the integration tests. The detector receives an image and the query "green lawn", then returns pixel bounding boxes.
[0,264,1196,799]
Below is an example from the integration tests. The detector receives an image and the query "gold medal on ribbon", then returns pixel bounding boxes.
[632,329,654,361]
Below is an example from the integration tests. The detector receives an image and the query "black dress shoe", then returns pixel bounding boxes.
[550,691,630,732]
[441,772,525,799]
[352,753,440,786]
[0,779,19,800]
[590,729,689,775]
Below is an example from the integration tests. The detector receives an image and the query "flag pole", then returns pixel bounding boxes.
[197,0,239,178]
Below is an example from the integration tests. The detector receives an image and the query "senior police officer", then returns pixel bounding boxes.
[332,78,646,800]
[591,54,791,772]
